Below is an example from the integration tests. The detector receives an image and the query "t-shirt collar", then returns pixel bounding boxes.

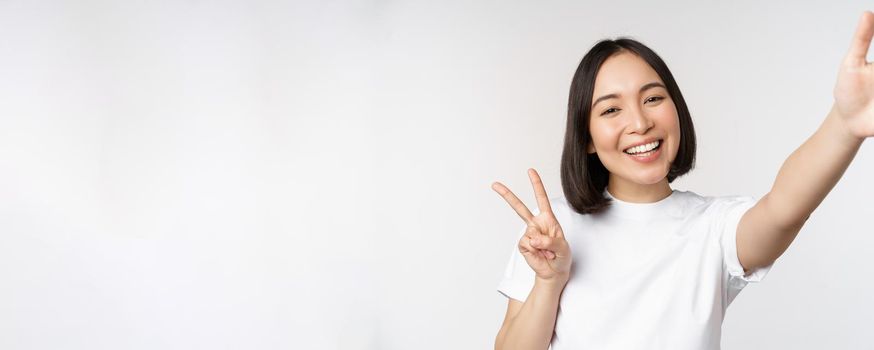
[603,188,679,220]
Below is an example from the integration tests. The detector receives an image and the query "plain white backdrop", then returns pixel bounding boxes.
[1,0,872,349]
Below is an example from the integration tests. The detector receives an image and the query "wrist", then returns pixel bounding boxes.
[828,105,867,146]
[535,275,569,290]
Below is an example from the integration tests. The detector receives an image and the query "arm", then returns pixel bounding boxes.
[736,106,863,271]
[492,169,573,349]
[496,279,566,350]
[736,11,874,272]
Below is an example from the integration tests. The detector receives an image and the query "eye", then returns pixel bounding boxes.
[600,107,619,116]
[645,96,664,104]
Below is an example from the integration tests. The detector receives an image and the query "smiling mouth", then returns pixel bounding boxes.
[623,139,662,155]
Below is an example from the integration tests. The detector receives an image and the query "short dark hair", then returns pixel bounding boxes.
[560,37,696,215]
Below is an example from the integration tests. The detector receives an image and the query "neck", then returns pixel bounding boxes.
[606,177,673,203]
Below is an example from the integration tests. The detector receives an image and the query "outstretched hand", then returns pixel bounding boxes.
[492,168,572,285]
[834,11,874,139]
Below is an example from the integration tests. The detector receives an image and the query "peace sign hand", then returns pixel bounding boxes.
[492,168,572,286]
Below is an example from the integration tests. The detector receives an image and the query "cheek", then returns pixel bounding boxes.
[652,105,681,160]
[588,122,621,150]
[653,102,679,123]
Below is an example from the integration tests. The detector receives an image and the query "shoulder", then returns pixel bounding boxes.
[536,195,577,221]
[546,195,571,214]
[679,190,758,216]
[663,189,710,214]
[674,189,754,204]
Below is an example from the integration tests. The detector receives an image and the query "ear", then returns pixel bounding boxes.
[586,141,596,154]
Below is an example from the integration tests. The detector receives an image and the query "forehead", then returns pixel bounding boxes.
[592,52,663,95]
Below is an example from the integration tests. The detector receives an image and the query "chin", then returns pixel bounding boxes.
[632,168,670,185]
[634,176,666,185]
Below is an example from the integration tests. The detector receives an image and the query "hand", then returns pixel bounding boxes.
[492,168,572,285]
[833,11,874,139]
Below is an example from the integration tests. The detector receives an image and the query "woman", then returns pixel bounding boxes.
[492,11,874,350]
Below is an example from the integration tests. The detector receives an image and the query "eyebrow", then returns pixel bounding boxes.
[592,82,666,109]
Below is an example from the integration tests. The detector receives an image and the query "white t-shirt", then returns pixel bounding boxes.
[496,189,775,350]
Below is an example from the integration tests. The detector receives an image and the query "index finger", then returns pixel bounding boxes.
[491,181,535,225]
[846,11,874,65]
[527,168,554,216]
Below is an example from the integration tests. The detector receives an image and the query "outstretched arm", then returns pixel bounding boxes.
[736,11,873,272]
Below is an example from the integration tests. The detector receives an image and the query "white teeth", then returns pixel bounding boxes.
[625,140,660,154]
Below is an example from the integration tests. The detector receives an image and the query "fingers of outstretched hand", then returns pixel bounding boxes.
[491,181,534,224]
[847,11,874,64]
[527,168,553,216]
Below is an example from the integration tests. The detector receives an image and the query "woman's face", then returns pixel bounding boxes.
[587,52,681,188]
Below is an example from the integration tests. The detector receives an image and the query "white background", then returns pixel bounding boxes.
[1,0,872,349]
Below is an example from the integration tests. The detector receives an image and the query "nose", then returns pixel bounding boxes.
[626,105,654,135]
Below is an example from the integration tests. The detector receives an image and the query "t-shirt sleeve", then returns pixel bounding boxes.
[717,195,775,292]
[496,224,535,303]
